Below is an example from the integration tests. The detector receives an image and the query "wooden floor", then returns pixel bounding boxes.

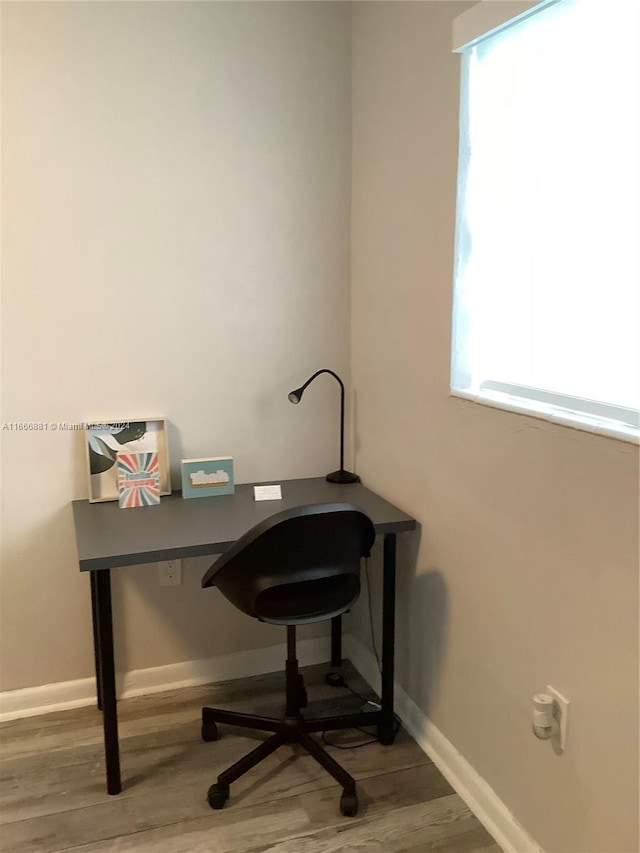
[0,663,501,852]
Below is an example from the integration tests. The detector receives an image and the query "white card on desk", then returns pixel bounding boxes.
[253,484,282,501]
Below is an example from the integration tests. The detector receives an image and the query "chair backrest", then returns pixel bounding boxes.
[201,503,376,625]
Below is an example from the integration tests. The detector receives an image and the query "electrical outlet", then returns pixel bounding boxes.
[547,684,569,752]
[158,559,182,587]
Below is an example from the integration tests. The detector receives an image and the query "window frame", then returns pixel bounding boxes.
[450,0,640,445]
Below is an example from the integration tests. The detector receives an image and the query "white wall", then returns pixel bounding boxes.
[0,1,352,690]
[350,3,639,852]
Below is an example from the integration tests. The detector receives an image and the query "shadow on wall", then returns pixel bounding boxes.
[351,525,449,718]
[109,553,322,679]
[396,531,449,717]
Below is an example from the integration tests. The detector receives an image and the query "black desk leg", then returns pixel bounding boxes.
[94,569,122,795]
[378,533,397,745]
[90,572,103,711]
[330,615,342,667]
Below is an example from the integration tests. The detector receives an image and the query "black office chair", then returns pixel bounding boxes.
[200,502,376,817]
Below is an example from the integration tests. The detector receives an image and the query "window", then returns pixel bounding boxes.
[451,0,639,441]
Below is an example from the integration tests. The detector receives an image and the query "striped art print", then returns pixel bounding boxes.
[117,451,161,508]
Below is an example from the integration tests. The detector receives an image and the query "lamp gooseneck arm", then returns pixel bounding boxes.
[297,369,345,472]
[289,367,358,483]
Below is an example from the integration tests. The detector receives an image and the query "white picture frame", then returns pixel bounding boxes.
[85,418,171,503]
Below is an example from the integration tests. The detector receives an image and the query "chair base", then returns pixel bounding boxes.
[202,627,384,816]
[201,705,373,816]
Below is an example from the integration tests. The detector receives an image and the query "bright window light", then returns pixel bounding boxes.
[451,0,639,439]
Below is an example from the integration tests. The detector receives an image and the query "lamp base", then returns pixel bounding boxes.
[326,469,361,484]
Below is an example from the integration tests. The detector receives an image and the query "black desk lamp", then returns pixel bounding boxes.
[288,369,360,484]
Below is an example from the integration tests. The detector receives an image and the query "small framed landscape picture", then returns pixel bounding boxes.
[85,418,171,503]
[181,456,235,499]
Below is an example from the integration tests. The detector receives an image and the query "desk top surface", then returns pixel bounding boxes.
[72,477,416,571]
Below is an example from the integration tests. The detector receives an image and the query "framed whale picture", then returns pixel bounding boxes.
[181,456,235,499]
[85,418,170,503]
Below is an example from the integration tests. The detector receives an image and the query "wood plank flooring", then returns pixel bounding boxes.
[0,663,502,852]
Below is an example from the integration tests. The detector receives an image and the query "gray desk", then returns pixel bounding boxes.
[72,477,416,795]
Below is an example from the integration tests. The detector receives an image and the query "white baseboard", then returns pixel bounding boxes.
[344,634,542,853]
[0,675,99,724]
[0,636,331,723]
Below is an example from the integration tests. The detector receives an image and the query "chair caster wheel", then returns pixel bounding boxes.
[201,723,219,742]
[207,783,229,810]
[340,790,358,817]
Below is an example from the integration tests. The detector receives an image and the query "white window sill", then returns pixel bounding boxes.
[451,388,640,445]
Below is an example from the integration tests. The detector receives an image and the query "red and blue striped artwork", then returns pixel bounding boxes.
[117,451,160,508]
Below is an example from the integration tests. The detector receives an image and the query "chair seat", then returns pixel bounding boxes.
[256,574,360,624]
